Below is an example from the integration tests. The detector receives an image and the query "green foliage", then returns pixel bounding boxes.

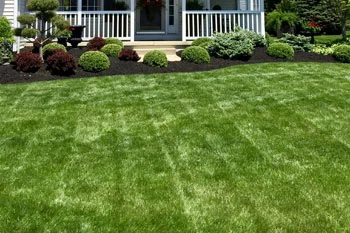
[101,44,122,57]
[143,50,168,67]
[181,46,210,64]
[312,44,335,55]
[0,17,14,40]
[333,44,350,63]
[21,28,39,39]
[78,51,110,72]
[105,38,124,48]
[235,28,267,47]
[42,43,66,59]
[208,31,255,60]
[0,39,13,65]
[267,42,295,59]
[277,33,313,51]
[266,10,300,36]
[17,15,36,25]
[27,0,59,11]
[191,38,212,50]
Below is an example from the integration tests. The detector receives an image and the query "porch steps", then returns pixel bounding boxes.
[124,41,192,62]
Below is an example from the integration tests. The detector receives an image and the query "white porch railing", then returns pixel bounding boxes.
[183,10,264,40]
[57,11,132,40]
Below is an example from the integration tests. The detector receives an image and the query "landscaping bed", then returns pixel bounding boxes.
[0,47,336,84]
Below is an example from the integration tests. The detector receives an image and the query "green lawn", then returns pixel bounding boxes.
[1,62,350,232]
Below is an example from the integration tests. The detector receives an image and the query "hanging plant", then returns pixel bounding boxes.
[137,0,164,22]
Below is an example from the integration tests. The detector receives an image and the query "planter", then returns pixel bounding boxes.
[67,25,86,48]
[57,37,69,47]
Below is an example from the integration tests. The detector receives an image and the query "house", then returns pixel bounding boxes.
[1,0,264,45]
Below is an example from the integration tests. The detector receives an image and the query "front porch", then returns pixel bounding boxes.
[47,0,264,41]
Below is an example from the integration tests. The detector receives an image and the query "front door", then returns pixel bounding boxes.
[136,0,179,36]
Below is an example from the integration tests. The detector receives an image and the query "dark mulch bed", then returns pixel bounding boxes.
[0,47,337,84]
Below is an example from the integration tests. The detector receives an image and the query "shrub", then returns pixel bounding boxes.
[101,44,122,57]
[181,46,210,64]
[333,44,350,63]
[87,37,107,51]
[143,50,168,67]
[277,33,313,52]
[32,38,52,53]
[78,51,110,72]
[208,31,254,60]
[191,38,212,49]
[267,42,294,59]
[312,44,334,56]
[236,28,267,47]
[46,50,77,75]
[42,43,66,59]
[105,38,124,48]
[118,48,140,61]
[13,51,42,72]
[0,16,15,43]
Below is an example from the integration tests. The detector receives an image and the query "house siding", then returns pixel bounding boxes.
[1,0,15,24]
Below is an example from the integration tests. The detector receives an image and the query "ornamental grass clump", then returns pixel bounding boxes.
[143,50,168,67]
[181,46,210,64]
[78,51,110,72]
[42,43,67,60]
[13,51,42,72]
[267,42,294,59]
[101,44,122,57]
[105,38,124,48]
[46,50,77,75]
[332,44,350,63]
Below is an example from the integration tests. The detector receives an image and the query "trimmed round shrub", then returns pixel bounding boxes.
[78,51,110,72]
[143,50,168,67]
[87,37,107,51]
[118,48,140,61]
[267,42,294,59]
[46,50,77,75]
[42,43,66,59]
[105,38,124,48]
[13,51,42,73]
[333,44,350,63]
[192,37,212,49]
[181,46,210,64]
[101,44,122,57]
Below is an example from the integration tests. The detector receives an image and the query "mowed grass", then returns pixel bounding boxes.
[0,62,350,232]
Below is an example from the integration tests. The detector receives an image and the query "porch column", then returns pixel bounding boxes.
[182,0,186,41]
[130,0,135,41]
[260,0,265,36]
[77,0,82,25]
[14,0,19,51]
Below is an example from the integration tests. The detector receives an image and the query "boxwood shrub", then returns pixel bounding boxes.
[267,42,294,59]
[42,43,66,59]
[78,51,110,72]
[333,44,350,63]
[181,46,210,64]
[143,50,168,67]
[105,38,124,48]
[101,44,122,57]
[13,51,42,73]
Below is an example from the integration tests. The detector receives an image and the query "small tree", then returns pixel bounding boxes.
[14,0,70,60]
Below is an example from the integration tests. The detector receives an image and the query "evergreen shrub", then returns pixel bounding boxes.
[105,38,124,48]
[267,42,294,59]
[143,50,168,67]
[181,46,210,64]
[333,44,350,63]
[78,51,110,72]
[42,43,66,59]
[101,44,122,57]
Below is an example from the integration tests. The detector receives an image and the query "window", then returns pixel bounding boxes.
[82,0,102,11]
[58,0,77,11]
